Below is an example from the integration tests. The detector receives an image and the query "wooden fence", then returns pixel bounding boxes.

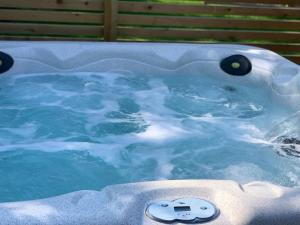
[0,0,299,64]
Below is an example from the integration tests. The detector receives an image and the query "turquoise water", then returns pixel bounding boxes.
[0,71,299,202]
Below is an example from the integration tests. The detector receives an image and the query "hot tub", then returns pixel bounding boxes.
[0,41,299,225]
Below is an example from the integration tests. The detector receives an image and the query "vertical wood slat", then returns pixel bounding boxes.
[104,0,118,41]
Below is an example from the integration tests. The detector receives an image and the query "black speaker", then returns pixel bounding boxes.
[0,51,14,74]
[220,54,252,76]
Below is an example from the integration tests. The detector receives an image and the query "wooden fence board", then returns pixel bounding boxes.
[119,14,300,31]
[285,55,300,64]
[251,43,300,52]
[118,27,300,43]
[0,0,299,64]
[205,0,298,5]
[0,9,104,24]
[0,22,103,36]
[104,0,118,41]
[0,0,104,11]
[118,1,300,18]
[0,35,101,41]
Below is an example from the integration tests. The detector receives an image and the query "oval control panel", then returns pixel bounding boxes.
[146,198,219,224]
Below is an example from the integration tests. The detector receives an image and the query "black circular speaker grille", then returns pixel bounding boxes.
[0,51,14,74]
[220,54,252,76]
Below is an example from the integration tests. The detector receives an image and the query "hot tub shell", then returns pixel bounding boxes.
[0,41,300,225]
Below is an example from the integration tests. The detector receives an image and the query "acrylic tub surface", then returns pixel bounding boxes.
[1,180,300,225]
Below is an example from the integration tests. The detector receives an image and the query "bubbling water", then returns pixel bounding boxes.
[0,71,299,202]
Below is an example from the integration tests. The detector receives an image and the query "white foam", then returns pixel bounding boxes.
[223,163,266,184]
[0,70,299,189]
